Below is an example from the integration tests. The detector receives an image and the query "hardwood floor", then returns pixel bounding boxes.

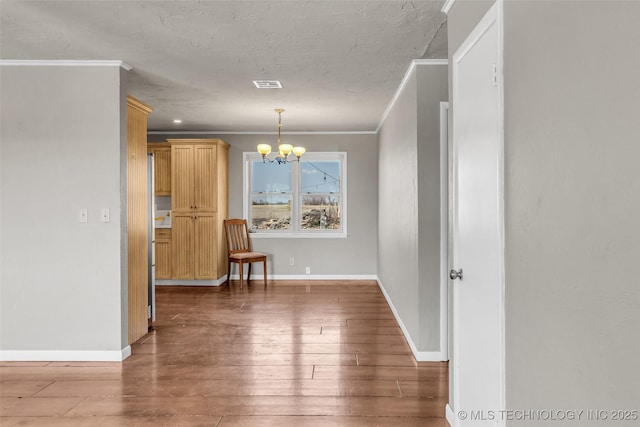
[0,280,449,426]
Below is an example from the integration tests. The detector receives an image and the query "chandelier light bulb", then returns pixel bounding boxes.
[257,144,272,156]
[278,144,293,156]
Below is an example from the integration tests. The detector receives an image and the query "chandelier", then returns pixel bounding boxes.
[256,109,305,163]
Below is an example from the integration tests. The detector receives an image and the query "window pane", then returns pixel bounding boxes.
[251,195,292,230]
[252,161,291,193]
[301,161,340,194]
[301,195,340,230]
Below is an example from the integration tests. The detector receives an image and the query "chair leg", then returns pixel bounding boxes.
[263,258,267,286]
[248,262,252,284]
[227,260,231,285]
[239,262,244,289]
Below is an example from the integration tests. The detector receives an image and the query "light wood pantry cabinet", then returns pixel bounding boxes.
[155,228,172,279]
[147,143,171,196]
[127,95,153,345]
[168,139,229,281]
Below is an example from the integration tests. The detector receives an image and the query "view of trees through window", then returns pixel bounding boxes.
[249,156,343,232]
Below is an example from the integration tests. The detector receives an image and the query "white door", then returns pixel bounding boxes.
[448,4,504,427]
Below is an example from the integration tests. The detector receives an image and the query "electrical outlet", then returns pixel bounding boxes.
[305,267,311,275]
[289,257,295,266]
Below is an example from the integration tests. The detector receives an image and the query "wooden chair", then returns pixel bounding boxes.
[223,219,267,288]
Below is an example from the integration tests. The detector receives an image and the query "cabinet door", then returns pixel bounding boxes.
[194,212,217,279]
[155,239,172,279]
[171,145,194,212]
[193,145,217,211]
[172,213,194,279]
[154,148,171,196]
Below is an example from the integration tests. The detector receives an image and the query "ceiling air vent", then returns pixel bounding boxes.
[253,80,283,89]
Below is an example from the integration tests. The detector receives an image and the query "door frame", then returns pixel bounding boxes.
[446,2,506,426]
[440,101,450,361]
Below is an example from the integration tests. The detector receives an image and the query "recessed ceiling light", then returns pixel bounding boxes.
[253,80,283,89]
[173,119,182,124]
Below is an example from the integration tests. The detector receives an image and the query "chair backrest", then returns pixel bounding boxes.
[224,219,253,255]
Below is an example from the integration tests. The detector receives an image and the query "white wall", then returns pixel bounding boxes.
[503,0,640,419]
[416,65,449,351]
[447,0,640,422]
[377,62,448,358]
[0,63,129,360]
[379,70,420,341]
[148,132,378,277]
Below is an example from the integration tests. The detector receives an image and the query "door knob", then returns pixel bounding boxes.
[450,269,463,280]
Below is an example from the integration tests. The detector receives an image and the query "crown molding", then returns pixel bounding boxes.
[442,0,457,14]
[127,95,153,114]
[376,59,448,133]
[148,130,377,135]
[0,60,132,70]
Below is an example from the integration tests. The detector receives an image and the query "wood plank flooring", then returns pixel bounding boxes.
[0,280,449,426]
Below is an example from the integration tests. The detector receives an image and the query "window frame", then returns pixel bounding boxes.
[243,151,347,238]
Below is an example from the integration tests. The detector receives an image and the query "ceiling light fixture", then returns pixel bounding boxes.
[173,119,182,124]
[257,109,305,164]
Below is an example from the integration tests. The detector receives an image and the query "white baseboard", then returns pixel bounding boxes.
[229,274,378,281]
[155,275,376,285]
[0,346,132,362]
[446,403,457,427]
[376,278,447,362]
[155,276,227,286]
[155,275,377,286]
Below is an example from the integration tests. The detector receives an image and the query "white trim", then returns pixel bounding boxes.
[229,274,378,281]
[440,101,450,362]
[243,151,347,236]
[0,346,132,362]
[413,59,448,66]
[376,278,447,362]
[251,232,347,239]
[497,1,507,420]
[376,59,448,133]
[0,59,132,70]
[446,404,458,427]
[148,130,376,135]
[442,0,457,14]
[155,277,227,287]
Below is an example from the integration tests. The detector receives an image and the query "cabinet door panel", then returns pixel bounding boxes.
[154,148,171,196]
[155,239,172,279]
[171,145,194,212]
[172,214,194,279]
[194,145,217,211]
[194,213,217,279]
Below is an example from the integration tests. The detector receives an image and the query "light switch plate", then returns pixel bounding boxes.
[79,208,88,223]
[101,208,110,223]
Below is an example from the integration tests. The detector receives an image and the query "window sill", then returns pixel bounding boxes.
[250,232,348,239]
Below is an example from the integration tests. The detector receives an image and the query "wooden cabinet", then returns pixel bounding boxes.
[127,95,153,345]
[148,143,171,196]
[168,139,229,281]
[155,229,172,279]
[171,213,194,279]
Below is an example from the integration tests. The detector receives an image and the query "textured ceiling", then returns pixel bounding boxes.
[1,1,447,131]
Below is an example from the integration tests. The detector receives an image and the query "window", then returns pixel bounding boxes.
[244,152,347,237]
